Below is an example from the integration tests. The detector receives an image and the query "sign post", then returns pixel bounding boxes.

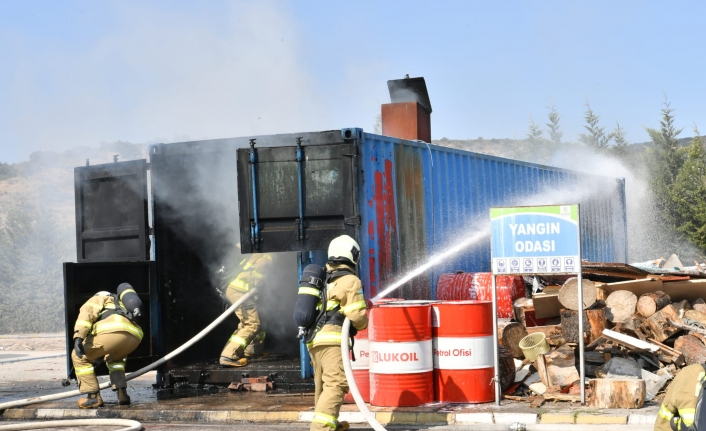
[490,205,584,404]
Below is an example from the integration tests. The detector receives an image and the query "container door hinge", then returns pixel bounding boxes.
[344,216,361,226]
[342,145,358,157]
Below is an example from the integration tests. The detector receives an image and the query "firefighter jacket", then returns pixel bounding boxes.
[73,295,143,342]
[228,254,273,293]
[306,263,368,348]
[656,363,706,431]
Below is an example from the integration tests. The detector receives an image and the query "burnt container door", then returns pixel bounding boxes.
[65,159,157,376]
[237,141,360,254]
[74,159,150,262]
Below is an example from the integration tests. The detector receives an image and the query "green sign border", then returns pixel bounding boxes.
[490,205,579,223]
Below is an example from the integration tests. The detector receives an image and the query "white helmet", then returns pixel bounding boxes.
[94,291,112,297]
[328,235,360,265]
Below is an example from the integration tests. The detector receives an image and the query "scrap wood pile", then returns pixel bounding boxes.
[500,256,706,409]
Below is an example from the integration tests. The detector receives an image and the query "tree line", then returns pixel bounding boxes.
[523,98,706,257]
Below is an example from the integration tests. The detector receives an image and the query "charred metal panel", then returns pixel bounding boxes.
[73,160,150,262]
[63,262,157,377]
[237,140,359,254]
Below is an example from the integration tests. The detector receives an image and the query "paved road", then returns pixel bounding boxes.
[0,421,657,431]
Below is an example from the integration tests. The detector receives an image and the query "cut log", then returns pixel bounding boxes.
[588,379,646,409]
[560,309,606,344]
[636,291,671,317]
[535,344,579,389]
[684,310,706,327]
[498,345,516,392]
[605,290,638,323]
[674,335,706,365]
[498,321,528,359]
[643,304,683,342]
[558,277,597,311]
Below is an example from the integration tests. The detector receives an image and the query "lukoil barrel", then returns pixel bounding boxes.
[369,301,434,407]
[432,300,494,403]
[343,299,402,403]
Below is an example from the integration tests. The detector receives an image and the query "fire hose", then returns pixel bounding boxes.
[340,317,387,431]
[0,289,257,430]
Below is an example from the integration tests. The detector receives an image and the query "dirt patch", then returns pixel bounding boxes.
[0,333,65,351]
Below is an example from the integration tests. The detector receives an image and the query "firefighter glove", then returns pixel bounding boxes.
[73,337,85,358]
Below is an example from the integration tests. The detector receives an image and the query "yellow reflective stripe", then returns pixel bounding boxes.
[229,336,248,348]
[107,363,126,372]
[307,332,343,347]
[243,262,253,270]
[252,271,263,279]
[659,405,674,420]
[230,279,249,291]
[342,300,367,315]
[679,407,695,425]
[298,287,320,297]
[93,321,144,341]
[75,366,95,376]
[326,300,340,311]
[119,288,137,302]
[75,320,93,329]
[312,412,337,429]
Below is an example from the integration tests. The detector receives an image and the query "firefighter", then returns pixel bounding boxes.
[71,283,143,409]
[307,235,369,431]
[219,252,273,367]
[655,363,706,430]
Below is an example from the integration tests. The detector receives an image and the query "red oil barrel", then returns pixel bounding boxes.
[369,302,434,407]
[432,300,494,403]
[436,272,524,318]
[343,299,402,403]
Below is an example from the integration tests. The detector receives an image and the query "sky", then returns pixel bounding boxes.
[1,1,705,163]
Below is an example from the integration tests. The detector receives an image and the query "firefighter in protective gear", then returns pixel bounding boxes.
[219,253,273,367]
[307,235,368,431]
[71,284,143,409]
[656,363,706,430]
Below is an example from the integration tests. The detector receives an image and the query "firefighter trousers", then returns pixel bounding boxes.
[71,331,141,393]
[221,287,261,359]
[309,344,348,431]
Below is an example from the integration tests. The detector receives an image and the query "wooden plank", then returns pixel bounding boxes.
[603,278,663,297]
[533,292,562,319]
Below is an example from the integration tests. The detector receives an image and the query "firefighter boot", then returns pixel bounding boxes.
[219,356,248,367]
[77,392,103,409]
[336,421,350,431]
[117,388,131,405]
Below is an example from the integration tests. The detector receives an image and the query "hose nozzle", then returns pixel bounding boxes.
[296,327,307,339]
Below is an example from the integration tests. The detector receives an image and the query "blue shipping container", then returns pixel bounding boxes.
[236,128,627,300]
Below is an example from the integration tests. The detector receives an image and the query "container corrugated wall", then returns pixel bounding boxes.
[355,130,627,300]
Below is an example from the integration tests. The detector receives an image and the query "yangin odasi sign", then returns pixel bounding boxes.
[490,204,580,275]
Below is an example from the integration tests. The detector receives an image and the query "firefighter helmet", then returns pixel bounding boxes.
[327,235,360,265]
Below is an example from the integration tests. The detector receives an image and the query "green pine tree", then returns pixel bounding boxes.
[546,101,563,146]
[644,99,685,240]
[669,129,706,251]
[579,101,611,149]
[610,121,629,159]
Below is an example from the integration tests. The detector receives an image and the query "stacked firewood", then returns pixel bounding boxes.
[500,277,706,409]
